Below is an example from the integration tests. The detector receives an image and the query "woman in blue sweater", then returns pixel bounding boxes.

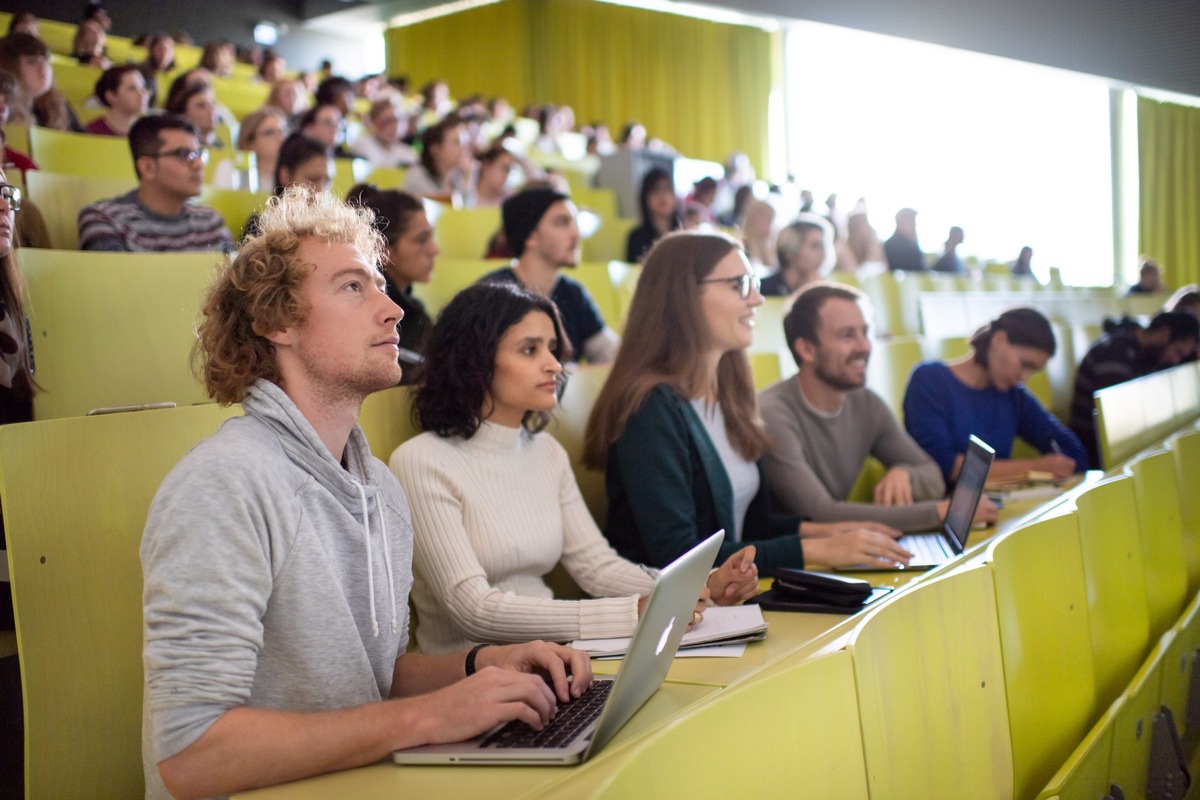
[903,307,1086,485]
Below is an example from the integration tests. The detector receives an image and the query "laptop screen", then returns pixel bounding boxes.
[943,435,996,549]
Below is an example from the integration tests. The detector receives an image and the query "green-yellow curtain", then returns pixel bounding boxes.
[385,0,773,175]
[1137,96,1200,288]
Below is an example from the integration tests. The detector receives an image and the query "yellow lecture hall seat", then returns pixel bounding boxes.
[748,295,791,370]
[50,60,102,109]
[1073,476,1152,710]
[1093,377,1147,470]
[24,171,136,250]
[357,385,420,464]
[846,564,1013,799]
[571,186,618,221]
[606,261,640,333]
[987,512,1096,800]
[212,76,271,121]
[864,335,924,421]
[582,217,637,264]
[197,186,271,240]
[410,258,507,316]
[365,165,408,189]
[1168,430,1200,597]
[35,18,77,56]
[571,262,620,334]
[28,126,136,181]
[548,364,610,528]
[1124,450,1189,640]
[22,249,219,419]
[0,403,241,799]
[1104,633,1178,799]
[434,206,502,259]
[5,123,30,160]
[1034,710,1116,800]
[541,650,869,800]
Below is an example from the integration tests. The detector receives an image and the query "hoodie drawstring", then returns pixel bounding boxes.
[357,482,397,638]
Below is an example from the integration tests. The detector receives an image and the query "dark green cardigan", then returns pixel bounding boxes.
[603,384,805,577]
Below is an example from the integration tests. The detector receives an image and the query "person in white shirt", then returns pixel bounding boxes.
[389,280,759,655]
[350,98,418,169]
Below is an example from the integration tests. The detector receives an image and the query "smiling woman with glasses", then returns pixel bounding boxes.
[583,231,916,575]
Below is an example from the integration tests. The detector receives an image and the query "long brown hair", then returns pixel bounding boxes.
[0,167,35,405]
[583,231,767,468]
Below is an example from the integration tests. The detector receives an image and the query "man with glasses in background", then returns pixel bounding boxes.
[78,115,233,251]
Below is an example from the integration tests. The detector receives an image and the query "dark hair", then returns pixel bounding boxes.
[274,132,329,194]
[7,13,37,35]
[164,82,209,118]
[419,116,460,182]
[144,33,175,71]
[638,167,680,229]
[93,64,140,108]
[298,102,338,131]
[783,282,867,366]
[0,69,15,102]
[346,184,425,246]
[314,76,353,108]
[1147,311,1200,342]
[413,281,572,438]
[129,115,199,179]
[199,40,233,73]
[970,307,1057,367]
[82,2,107,24]
[161,68,208,112]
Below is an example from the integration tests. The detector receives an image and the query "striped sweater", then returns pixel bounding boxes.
[77,190,232,252]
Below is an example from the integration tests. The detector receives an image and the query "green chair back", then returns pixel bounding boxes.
[847,565,1013,798]
[1,404,240,798]
[29,126,136,181]
[576,650,869,799]
[434,206,502,259]
[1074,476,1151,709]
[23,249,219,419]
[1124,450,1188,639]
[988,513,1096,800]
[24,170,136,250]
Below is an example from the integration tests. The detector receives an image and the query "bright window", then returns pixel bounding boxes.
[784,21,1115,286]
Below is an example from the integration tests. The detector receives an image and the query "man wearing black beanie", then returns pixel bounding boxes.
[479,187,620,363]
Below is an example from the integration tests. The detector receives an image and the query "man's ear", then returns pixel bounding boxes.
[792,336,816,366]
[260,324,293,347]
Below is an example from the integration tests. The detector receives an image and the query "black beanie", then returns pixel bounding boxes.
[502,187,569,258]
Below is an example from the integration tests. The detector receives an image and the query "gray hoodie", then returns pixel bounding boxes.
[141,379,413,799]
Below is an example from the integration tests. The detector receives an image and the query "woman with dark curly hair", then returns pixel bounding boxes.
[388,281,757,655]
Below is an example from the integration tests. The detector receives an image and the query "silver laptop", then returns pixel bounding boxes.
[839,435,995,571]
[392,529,725,765]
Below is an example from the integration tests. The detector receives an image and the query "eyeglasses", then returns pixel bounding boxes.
[0,184,22,211]
[698,273,760,299]
[147,147,209,165]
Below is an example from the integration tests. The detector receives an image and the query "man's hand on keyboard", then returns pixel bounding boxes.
[478,641,595,703]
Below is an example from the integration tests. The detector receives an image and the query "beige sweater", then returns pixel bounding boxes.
[390,422,655,655]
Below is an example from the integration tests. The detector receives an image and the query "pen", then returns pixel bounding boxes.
[1050,439,1063,455]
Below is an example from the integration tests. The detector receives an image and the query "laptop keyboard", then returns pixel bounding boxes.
[897,534,953,564]
[480,679,614,749]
